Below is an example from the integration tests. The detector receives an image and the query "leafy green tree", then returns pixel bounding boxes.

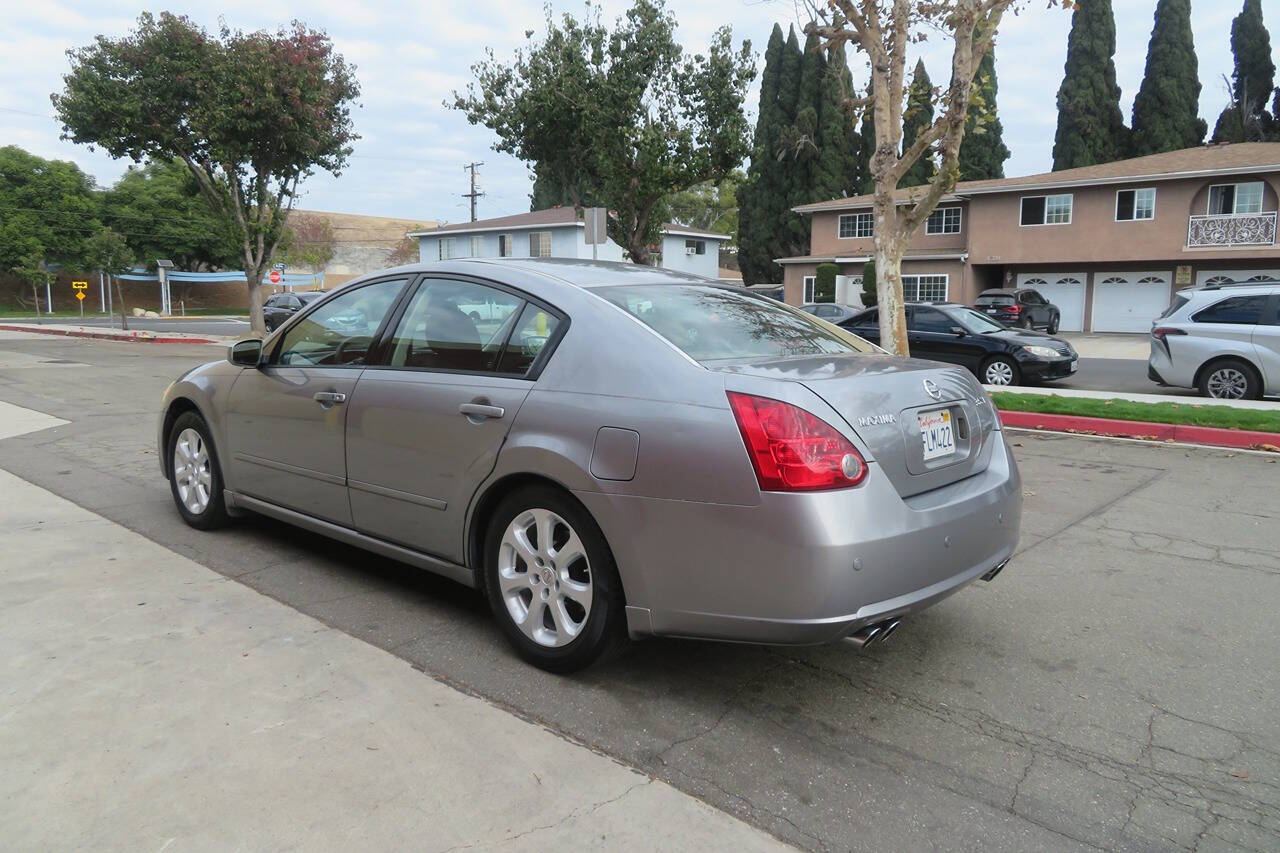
[857,83,876,195]
[738,25,788,283]
[957,49,1011,180]
[279,214,336,273]
[814,262,838,302]
[0,146,100,273]
[454,0,754,266]
[1211,0,1275,142]
[813,40,864,200]
[9,249,53,315]
[1052,0,1128,169]
[54,13,360,333]
[1131,0,1206,155]
[782,33,826,252]
[900,60,936,187]
[667,171,742,245]
[84,227,135,328]
[102,159,239,271]
[861,260,877,308]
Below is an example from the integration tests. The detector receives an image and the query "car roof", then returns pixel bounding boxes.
[374,257,716,289]
[1179,283,1280,299]
[977,288,1024,295]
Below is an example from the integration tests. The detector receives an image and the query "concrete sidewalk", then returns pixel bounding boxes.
[0,461,788,851]
[0,322,225,345]
[1057,332,1149,360]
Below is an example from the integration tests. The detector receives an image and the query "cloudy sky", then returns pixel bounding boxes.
[0,0,1260,226]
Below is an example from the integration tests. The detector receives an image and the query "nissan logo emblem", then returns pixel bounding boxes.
[923,379,943,400]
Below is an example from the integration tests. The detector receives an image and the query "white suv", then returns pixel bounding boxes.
[1148,283,1279,400]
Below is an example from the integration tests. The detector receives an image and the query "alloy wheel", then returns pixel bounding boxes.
[497,508,593,648]
[1206,367,1249,399]
[172,427,213,514]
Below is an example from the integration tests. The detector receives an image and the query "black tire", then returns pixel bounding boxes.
[1018,315,1032,330]
[166,410,229,530]
[1198,358,1261,400]
[1047,314,1059,335]
[483,485,627,673]
[981,355,1022,387]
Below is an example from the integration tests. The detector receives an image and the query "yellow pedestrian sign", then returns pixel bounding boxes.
[75,292,86,301]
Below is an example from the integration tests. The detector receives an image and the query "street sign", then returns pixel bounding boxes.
[272,262,286,271]
[72,280,88,290]
[269,270,282,284]
[75,291,86,301]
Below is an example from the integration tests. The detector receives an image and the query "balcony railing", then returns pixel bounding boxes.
[1187,211,1277,248]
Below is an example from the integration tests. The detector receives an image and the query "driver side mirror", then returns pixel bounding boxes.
[229,338,264,368]
[950,326,967,336]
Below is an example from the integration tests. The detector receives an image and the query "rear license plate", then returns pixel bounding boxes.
[918,409,956,461]
[985,308,999,315]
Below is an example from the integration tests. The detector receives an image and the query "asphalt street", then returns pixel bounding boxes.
[1,332,1277,851]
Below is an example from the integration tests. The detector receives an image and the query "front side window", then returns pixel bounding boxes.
[902,275,948,302]
[387,279,523,372]
[925,206,962,235]
[1116,188,1156,221]
[1209,182,1265,215]
[1021,194,1073,225]
[910,306,956,334]
[529,231,552,258]
[838,212,874,238]
[276,278,408,367]
[1192,295,1267,325]
[595,284,875,363]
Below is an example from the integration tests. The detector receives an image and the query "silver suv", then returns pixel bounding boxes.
[1148,283,1280,399]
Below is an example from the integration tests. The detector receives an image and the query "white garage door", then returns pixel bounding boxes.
[1091,272,1172,333]
[1016,273,1085,331]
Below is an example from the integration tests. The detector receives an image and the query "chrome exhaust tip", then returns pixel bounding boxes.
[981,560,1009,582]
[878,618,902,643]
[844,625,883,648]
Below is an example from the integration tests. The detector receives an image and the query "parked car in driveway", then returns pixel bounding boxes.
[1148,283,1279,399]
[263,291,325,331]
[159,259,1021,672]
[975,288,1061,333]
[841,303,1078,386]
[801,303,861,324]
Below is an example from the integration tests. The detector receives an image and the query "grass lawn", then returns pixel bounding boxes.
[991,392,1280,434]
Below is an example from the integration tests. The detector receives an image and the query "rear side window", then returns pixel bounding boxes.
[1192,295,1267,325]
[595,285,875,363]
[1158,294,1189,320]
[976,294,1015,306]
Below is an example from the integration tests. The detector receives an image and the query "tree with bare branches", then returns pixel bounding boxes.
[805,0,1050,355]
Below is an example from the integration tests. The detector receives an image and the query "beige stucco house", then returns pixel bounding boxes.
[779,142,1280,332]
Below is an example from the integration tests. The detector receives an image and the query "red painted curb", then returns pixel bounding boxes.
[998,409,1280,451]
[0,325,216,345]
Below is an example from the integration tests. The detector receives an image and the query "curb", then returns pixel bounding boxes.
[0,325,216,345]
[998,409,1280,452]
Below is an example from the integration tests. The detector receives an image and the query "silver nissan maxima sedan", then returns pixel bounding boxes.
[160,258,1021,672]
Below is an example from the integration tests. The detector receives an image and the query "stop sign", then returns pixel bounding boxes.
[269,270,282,284]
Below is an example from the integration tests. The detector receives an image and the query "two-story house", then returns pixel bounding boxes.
[779,142,1280,332]
[410,208,730,279]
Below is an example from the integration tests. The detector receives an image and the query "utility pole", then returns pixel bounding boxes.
[462,161,485,222]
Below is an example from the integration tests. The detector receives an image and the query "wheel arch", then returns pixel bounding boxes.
[160,396,208,478]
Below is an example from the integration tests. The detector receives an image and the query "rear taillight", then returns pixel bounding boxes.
[1006,305,1021,314]
[1152,326,1187,341]
[726,392,867,491]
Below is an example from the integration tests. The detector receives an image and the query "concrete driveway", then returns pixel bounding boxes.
[0,333,1277,851]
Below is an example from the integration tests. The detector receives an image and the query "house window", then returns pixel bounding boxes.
[802,275,817,302]
[685,239,706,255]
[902,274,947,302]
[1020,194,1073,226]
[838,212,873,238]
[528,231,552,258]
[498,234,513,257]
[470,235,482,257]
[1208,181,1264,215]
[925,206,962,235]
[438,237,455,260]
[1116,188,1156,221]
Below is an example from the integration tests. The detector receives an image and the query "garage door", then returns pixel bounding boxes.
[1016,273,1085,331]
[1091,272,1172,333]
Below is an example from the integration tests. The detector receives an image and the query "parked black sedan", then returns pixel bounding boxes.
[263,290,326,331]
[975,288,1061,333]
[840,302,1079,386]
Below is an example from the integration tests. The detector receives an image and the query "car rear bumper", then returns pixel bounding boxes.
[575,433,1022,645]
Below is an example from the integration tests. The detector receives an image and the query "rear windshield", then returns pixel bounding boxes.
[594,284,876,363]
[976,294,1015,306]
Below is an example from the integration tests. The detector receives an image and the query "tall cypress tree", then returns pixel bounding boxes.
[1211,0,1275,142]
[813,40,862,199]
[737,25,786,284]
[784,33,825,253]
[857,81,875,194]
[900,60,935,187]
[1052,0,1127,169]
[1131,0,1206,155]
[957,49,1010,180]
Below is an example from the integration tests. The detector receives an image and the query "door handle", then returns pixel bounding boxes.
[313,391,347,407]
[459,402,505,420]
